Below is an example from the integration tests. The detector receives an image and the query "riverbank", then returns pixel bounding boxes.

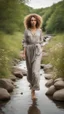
[42,33,64,79]
[0,60,64,114]
[0,33,64,101]
[0,33,64,113]
[0,31,23,78]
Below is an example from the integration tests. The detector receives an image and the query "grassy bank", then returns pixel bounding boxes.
[42,33,64,79]
[0,31,23,78]
[0,31,64,79]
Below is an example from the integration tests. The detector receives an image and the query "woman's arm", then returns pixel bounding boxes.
[40,29,44,47]
[22,29,27,57]
[22,29,27,48]
[23,47,26,55]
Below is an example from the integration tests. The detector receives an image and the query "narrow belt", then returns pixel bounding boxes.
[27,41,43,45]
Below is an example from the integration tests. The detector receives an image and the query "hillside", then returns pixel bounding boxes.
[33,0,64,78]
[0,0,64,78]
[33,0,64,33]
[0,1,33,34]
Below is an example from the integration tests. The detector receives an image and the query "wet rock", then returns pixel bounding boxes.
[44,35,52,41]
[12,58,20,66]
[54,78,63,83]
[0,88,10,100]
[0,79,14,92]
[21,92,23,95]
[21,69,27,76]
[2,78,14,86]
[54,80,64,90]
[13,71,23,78]
[9,74,17,81]
[12,66,27,76]
[0,108,4,114]
[45,79,54,87]
[43,63,53,73]
[40,64,45,69]
[46,85,56,95]
[53,89,64,101]
[44,74,53,80]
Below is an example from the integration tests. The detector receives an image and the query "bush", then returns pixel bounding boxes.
[45,1,64,33]
[42,4,56,31]
[0,0,31,34]
[43,33,64,78]
[0,31,23,78]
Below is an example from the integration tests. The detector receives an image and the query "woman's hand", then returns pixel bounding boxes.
[23,53,26,59]
[23,48,26,59]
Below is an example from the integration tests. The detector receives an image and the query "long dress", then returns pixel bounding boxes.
[22,28,43,91]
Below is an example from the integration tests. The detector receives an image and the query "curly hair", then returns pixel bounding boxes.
[24,13,43,29]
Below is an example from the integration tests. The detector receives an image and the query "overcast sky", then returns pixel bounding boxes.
[26,0,62,9]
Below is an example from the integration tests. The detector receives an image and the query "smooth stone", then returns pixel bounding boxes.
[43,63,53,73]
[0,88,10,100]
[53,89,64,101]
[54,78,63,83]
[0,79,14,92]
[46,85,56,95]
[54,80,64,90]
[44,74,53,80]
[13,71,23,78]
[12,66,27,76]
[9,74,17,81]
[45,79,54,87]
[40,64,45,69]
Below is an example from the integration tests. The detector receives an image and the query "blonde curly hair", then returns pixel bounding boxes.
[24,13,43,29]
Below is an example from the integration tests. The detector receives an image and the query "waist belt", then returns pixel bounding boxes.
[27,41,43,45]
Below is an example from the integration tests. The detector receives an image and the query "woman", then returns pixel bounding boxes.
[22,13,43,99]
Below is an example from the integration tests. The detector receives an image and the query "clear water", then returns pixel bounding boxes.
[0,60,64,114]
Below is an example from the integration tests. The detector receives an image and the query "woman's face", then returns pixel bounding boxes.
[30,17,37,27]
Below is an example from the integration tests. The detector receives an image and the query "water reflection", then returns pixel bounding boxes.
[46,95,64,109]
[53,100,64,109]
[0,108,4,114]
[28,99,41,114]
[0,60,64,114]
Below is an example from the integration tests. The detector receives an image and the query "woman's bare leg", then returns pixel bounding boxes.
[31,89,36,99]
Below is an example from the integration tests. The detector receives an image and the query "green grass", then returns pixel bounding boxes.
[42,33,64,79]
[0,31,23,78]
[0,31,64,79]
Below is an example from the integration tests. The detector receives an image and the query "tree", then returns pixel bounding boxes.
[45,1,64,33]
[0,0,30,34]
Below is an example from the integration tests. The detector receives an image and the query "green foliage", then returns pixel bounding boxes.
[42,4,56,31]
[0,0,64,78]
[43,33,64,78]
[34,1,64,78]
[0,0,33,78]
[0,31,23,78]
[0,0,20,33]
[46,1,64,33]
[0,0,32,34]
[35,1,64,33]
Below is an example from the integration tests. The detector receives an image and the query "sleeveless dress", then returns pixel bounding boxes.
[22,28,43,90]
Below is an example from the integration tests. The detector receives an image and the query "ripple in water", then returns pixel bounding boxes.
[0,60,64,114]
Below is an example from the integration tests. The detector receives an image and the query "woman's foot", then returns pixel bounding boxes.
[29,84,32,89]
[31,90,36,100]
